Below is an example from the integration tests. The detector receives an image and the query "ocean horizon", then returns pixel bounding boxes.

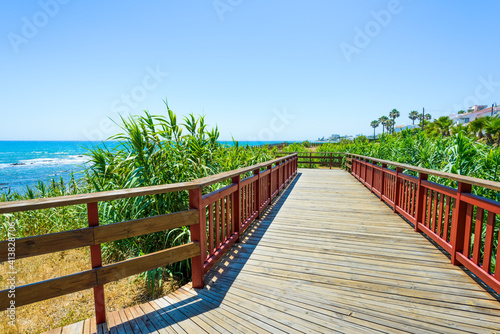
[0,140,290,194]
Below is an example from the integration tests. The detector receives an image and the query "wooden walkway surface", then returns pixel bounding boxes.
[51,169,500,334]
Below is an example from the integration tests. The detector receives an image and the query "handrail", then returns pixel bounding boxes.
[0,153,299,326]
[348,154,500,296]
[274,152,343,169]
[349,153,500,192]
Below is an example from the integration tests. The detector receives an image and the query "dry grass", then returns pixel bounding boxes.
[0,248,181,334]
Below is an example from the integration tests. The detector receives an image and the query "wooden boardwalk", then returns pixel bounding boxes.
[51,169,500,334]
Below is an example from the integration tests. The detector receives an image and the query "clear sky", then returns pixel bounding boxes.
[1,1,499,141]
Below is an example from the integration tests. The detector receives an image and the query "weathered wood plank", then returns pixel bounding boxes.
[97,242,200,285]
[94,210,198,244]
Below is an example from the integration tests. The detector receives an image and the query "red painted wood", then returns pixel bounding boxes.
[463,204,474,258]
[267,165,272,202]
[461,193,500,215]
[380,164,386,202]
[87,202,106,325]
[221,196,226,242]
[226,195,231,238]
[443,196,451,242]
[450,182,472,265]
[417,222,453,253]
[421,180,458,198]
[431,191,438,232]
[352,155,500,295]
[437,193,444,237]
[393,168,403,213]
[396,206,416,225]
[410,182,416,217]
[203,232,239,274]
[189,188,206,288]
[254,169,261,219]
[215,199,220,248]
[231,175,241,243]
[426,190,433,228]
[483,212,496,273]
[201,183,237,207]
[456,252,500,294]
[472,208,484,265]
[208,203,214,255]
[370,161,375,192]
[496,227,500,278]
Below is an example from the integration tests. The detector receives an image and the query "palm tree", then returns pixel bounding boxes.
[468,117,487,139]
[433,116,453,136]
[389,109,400,132]
[418,113,432,128]
[408,111,419,125]
[379,116,389,134]
[370,120,380,138]
[385,119,395,134]
[484,117,500,144]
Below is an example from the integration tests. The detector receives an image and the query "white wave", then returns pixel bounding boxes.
[0,155,90,168]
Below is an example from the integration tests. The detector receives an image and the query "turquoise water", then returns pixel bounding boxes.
[0,141,286,194]
[0,141,95,193]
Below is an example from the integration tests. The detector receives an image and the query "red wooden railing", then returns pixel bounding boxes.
[190,153,298,287]
[0,153,298,325]
[347,154,500,295]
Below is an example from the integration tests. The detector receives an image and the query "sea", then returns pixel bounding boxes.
[0,141,286,194]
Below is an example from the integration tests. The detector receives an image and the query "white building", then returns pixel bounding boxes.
[450,105,499,125]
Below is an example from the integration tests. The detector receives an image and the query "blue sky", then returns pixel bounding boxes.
[1,0,499,141]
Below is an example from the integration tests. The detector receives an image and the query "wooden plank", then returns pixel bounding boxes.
[61,320,85,334]
[136,302,172,334]
[96,242,200,285]
[0,210,196,262]
[0,227,93,262]
[127,304,160,334]
[0,270,96,309]
[122,307,155,334]
[93,210,198,244]
[201,183,237,207]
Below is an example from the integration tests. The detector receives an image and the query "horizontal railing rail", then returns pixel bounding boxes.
[274,152,344,169]
[0,153,298,326]
[348,153,500,295]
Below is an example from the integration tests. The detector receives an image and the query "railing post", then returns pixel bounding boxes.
[87,202,106,325]
[450,181,472,265]
[414,172,428,232]
[277,160,281,194]
[309,152,312,169]
[370,160,376,192]
[380,163,387,201]
[189,188,206,288]
[393,167,403,213]
[254,168,261,219]
[267,164,273,200]
[329,153,332,169]
[232,175,241,242]
[362,158,367,181]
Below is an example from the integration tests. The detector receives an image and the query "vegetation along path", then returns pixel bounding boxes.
[52,169,500,334]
